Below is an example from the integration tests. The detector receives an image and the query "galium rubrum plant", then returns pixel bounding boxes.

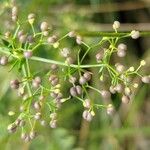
[0,1,149,142]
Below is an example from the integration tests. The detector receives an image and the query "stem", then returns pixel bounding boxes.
[78,31,150,37]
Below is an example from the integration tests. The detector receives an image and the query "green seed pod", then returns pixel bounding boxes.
[50,120,57,128]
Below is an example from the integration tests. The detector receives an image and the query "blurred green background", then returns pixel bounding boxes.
[0,0,150,149]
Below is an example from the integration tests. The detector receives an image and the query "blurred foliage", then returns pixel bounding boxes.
[0,0,150,149]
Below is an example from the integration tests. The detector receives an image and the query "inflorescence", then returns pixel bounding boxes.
[0,1,149,142]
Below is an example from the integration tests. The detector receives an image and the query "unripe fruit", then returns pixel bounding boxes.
[5,31,11,38]
[24,50,33,58]
[18,30,24,38]
[27,35,34,43]
[76,85,82,95]
[115,63,125,73]
[40,21,49,31]
[34,76,41,84]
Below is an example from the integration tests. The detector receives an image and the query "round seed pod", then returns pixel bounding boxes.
[79,76,87,85]
[19,34,27,43]
[124,87,132,96]
[61,47,70,58]
[69,76,76,84]
[101,90,111,99]
[66,57,74,64]
[7,123,17,133]
[5,31,11,38]
[24,135,31,142]
[82,110,92,122]
[24,50,33,58]
[49,75,57,82]
[50,112,57,120]
[95,52,103,62]
[12,15,18,22]
[76,36,82,45]
[47,35,57,44]
[117,43,127,51]
[29,131,37,140]
[131,30,140,39]
[34,112,41,120]
[68,31,76,37]
[115,63,125,73]
[34,76,41,84]
[50,120,57,128]
[32,80,40,88]
[51,64,58,70]
[33,101,41,110]
[112,21,120,29]
[76,85,82,95]
[27,35,34,43]
[0,56,8,65]
[122,95,130,104]
[43,31,49,36]
[51,78,59,86]
[12,6,18,16]
[83,99,91,109]
[28,13,35,24]
[141,76,150,83]
[117,49,126,57]
[18,30,24,38]
[109,85,116,94]
[15,118,21,126]
[19,120,26,127]
[107,104,114,115]
[39,95,45,101]
[21,133,27,140]
[70,87,77,97]
[40,120,46,126]
[10,79,20,89]
[83,71,92,81]
[40,21,49,31]
[115,84,123,93]
[50,92,58,98]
